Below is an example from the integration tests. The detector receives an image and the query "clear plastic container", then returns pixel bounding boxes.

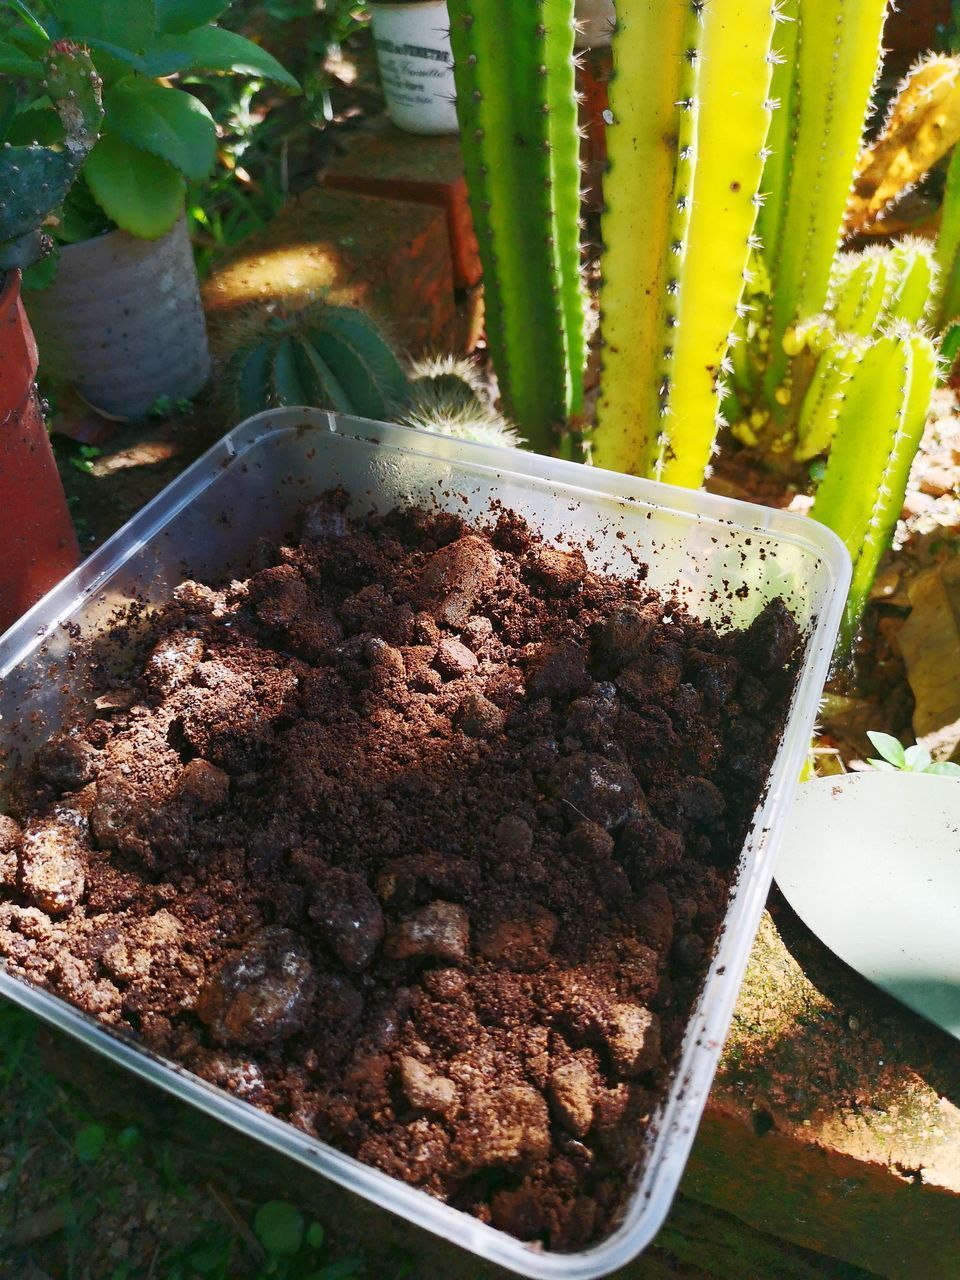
[0,411,850,1279]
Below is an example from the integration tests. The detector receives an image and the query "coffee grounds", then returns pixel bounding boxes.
[0,493,800,1250]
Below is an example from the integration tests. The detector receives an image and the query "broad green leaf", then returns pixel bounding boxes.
[904,743,933,772]
[867,758,897,772]
[105,79,215,181]
[155,0,232,34]
[57,0,156,54]
[74,1124,107,1163]
[85,133,184,239]
[151,27,299,88]
[8,1,49,44]
[866,730,907,770]
[926,760,960,776]
[0,38,41,76]
[252,1202,304,1257]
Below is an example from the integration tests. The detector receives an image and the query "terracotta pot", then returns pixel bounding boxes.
[26,215,210,421]
[0,270,80,634]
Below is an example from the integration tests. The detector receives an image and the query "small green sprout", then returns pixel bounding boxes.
[866,731,960,777]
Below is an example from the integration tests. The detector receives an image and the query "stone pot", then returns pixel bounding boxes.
[26,214,210,421]
[0,269,79,633]
[369,1,459,136]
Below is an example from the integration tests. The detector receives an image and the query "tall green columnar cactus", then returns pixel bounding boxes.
[0,42,103,268]
[935,145,960,330]
[594,0,778,487]
[810,329,938,653]
[759,0,888,407]
[447,0,585,455]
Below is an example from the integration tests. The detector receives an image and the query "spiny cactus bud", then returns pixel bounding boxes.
[0,40,103,270]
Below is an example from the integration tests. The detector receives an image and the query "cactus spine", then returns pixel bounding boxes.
[810,330,938,652]
[594,0,778,486]
[447,0,586,454]
[0,42,102,268]
[760,0,888,405]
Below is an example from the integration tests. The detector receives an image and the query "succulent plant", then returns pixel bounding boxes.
[403,355,522,448]
[810,327,939,653]
[219,304,410,421]
[1,1,297,245]
[593,0,780,485]
[447,0,586,454]
[0,40,103,270]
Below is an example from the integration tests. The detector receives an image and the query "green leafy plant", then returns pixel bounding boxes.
[447,0,586,454]
[2,0,298,245]
[217,306,522,446]
[0,39,103,268]
[867,730,960,776]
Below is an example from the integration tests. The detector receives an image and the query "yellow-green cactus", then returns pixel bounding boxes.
[810,329,938,652]
[594,0,779,486]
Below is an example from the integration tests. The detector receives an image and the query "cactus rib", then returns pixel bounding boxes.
[448,0,586,452]
[762,0,887,403]
[935,144,960,330]
[810,330,938,651]
[596,0,777,485]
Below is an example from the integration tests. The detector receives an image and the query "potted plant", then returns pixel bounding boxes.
[368,0,459,135]
[1,1,298,421]
[0,39,103,632]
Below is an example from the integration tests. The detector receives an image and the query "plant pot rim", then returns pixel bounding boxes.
[0,267,22,314]
[54,217,183,260]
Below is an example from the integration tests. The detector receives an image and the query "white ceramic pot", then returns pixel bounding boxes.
[26,214,210,421]
[369,1,459,136]
[575,0,615,48]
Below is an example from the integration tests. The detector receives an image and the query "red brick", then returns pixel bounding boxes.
[323,126,481,290]
[203,188,455,354]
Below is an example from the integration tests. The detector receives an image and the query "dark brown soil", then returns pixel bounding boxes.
[0,493,800,1252]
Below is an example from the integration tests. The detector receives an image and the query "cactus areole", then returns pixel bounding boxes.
[0,271,80,630]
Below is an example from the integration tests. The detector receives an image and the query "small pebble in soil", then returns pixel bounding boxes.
[526,640,592,701]
[434,636,479,678]
[549,752,639,829]
[309,869,384,973]
[18,820,85,916]
[417,534,499,627]
[457,1083,551,1168]
[398,1053,459,1116]
[176,758,230,811]
[386,901,470,964]
[548,1059,597,1137]
[454,691,505,738]
[196,928,316,1047]
[605,1004,661,1078]
[34,733,99,792]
